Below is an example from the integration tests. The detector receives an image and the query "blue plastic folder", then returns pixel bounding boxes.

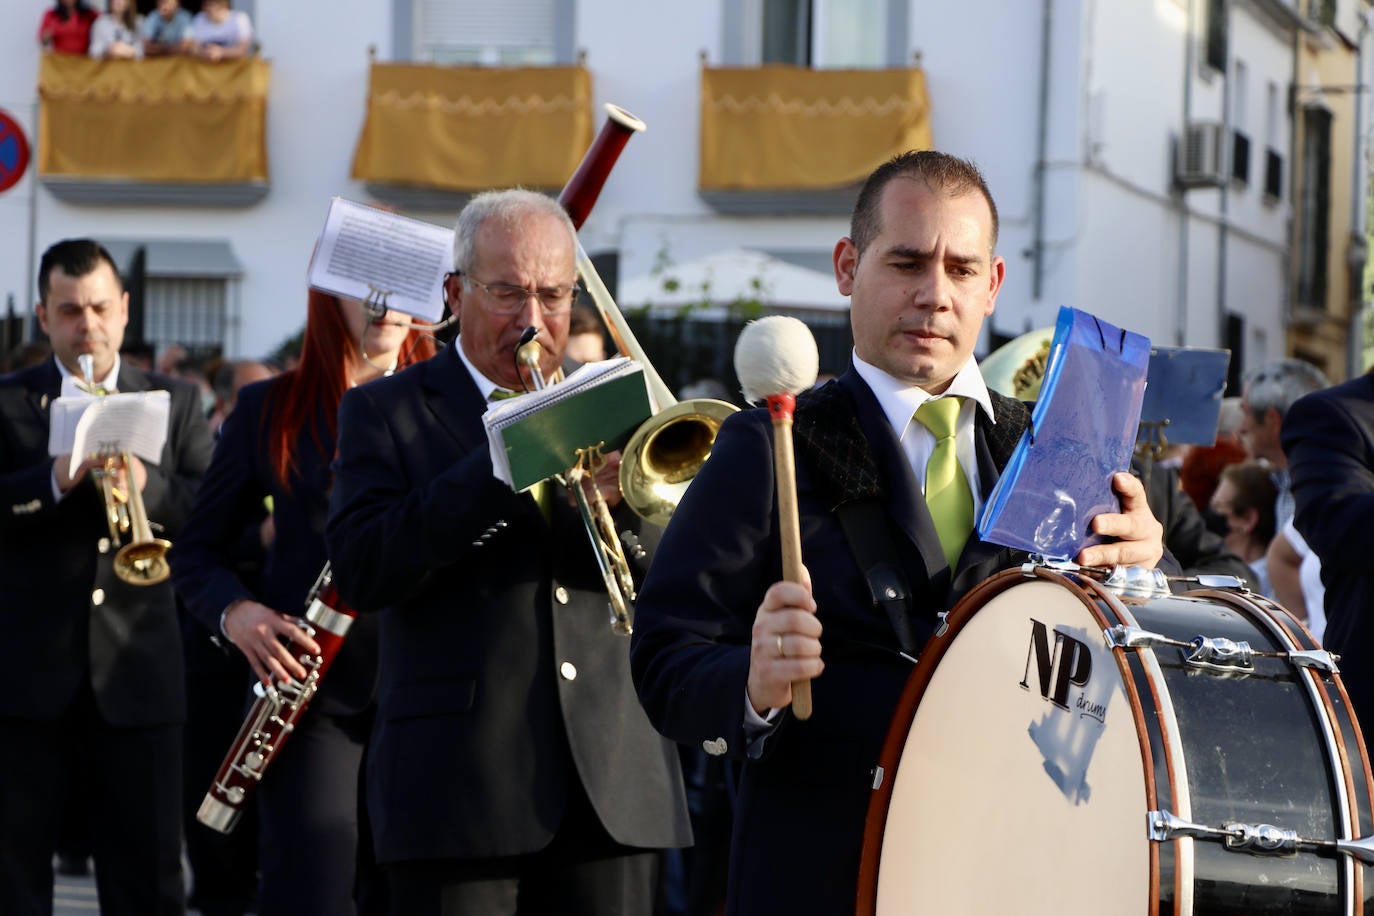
[977,306,1151,560]
[1139,346,1231,446]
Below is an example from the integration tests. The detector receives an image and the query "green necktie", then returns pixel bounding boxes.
[914,397,974,568]
[490,389,552,522]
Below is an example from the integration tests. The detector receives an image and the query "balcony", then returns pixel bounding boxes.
[351,61,593,209]
[697,65,932,215]
[37,52,270,206]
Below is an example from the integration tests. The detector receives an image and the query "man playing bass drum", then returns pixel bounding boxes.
[326,188,691,916]
[171,284,435,916]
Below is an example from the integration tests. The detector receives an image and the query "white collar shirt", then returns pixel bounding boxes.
[851,352,996,518]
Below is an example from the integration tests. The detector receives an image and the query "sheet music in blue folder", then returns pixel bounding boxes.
[977,306,1151,560]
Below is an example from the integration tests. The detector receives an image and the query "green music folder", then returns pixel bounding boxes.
[485,359,652,491]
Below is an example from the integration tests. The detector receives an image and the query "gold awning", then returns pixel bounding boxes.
[38,53,269,182]
[351,63,593,192]
[699,65,932,191]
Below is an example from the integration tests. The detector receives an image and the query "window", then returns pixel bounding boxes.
[144,277,230,359]
[1231,129,1250,184]
[1308,0,1336,28]
[102,239,243,359]
[1264,147,1283,199]
[1296,106,1332,308]
[1204,0,1227,73]
[398,0,576,65]
[729,0,904,68]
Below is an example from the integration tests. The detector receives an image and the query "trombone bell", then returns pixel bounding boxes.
[620,398,738,528]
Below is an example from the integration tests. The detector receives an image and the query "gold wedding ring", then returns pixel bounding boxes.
[776,633,785,658]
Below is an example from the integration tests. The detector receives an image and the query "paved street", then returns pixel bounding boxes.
[53,867,99,914]
[52,859,219,916]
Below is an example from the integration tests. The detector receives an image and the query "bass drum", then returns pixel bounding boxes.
[857,567,1374,915]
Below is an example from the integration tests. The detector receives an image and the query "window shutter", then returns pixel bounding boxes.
[416,0,556,64]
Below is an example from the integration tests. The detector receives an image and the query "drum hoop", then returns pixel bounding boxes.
[855,566,1149,915]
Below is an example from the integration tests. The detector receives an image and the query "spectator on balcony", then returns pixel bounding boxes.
[140,0,193,57]
[189,0,253,62]
[38,0,98,55]
[89,0,142,60]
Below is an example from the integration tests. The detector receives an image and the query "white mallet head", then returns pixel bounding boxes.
[734,315,820,404]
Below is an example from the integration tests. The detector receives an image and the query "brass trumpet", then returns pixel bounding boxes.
[77,354,172,586]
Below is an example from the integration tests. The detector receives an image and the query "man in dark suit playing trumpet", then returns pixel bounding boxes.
[326,189,691,916]
[0,239,214,915]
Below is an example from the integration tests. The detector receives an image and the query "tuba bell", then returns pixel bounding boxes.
[978,327,1054,402]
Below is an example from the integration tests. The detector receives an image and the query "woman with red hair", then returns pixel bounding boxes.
[171,289,437,915]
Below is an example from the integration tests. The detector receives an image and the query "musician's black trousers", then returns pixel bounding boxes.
[255,704,382,916]
[0,682,184,916]
[384,775,660,916]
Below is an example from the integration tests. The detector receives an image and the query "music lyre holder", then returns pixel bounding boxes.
[1135,418,1171,462]
[363,284,394,320]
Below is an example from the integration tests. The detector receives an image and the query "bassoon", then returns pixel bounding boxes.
[195,564,356,833]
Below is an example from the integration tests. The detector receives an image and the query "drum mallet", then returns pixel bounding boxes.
[735,316,820,719]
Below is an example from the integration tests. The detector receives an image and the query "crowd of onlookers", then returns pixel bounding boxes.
[38,0,254,62]
[1167,358,1331,638]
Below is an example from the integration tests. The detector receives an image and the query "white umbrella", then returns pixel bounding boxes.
[618,248,847,316]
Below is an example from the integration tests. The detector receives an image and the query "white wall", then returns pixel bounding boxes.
[0,0,1295,367]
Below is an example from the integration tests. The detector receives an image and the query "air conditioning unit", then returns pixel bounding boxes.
[1175,121,1225,188]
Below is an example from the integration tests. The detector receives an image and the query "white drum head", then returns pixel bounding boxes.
[874,578,1150,914]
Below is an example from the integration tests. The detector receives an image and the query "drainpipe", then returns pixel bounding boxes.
[1216,0,1233,353]
[1177,0,1197,347]
[1348,14,1370,377]
[1032,0,1052,301]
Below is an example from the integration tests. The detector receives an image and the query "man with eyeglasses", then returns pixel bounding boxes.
[326,189,691,916]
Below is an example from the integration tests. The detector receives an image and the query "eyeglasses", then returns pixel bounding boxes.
[462,275,581,315]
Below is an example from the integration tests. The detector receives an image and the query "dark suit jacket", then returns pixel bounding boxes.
[170,377,379,716]
[1139,461,1254,587]
[631,370,1036,914]
[631,368,1182,914]
[1282,373,1374,719]
[0,357,213,726]
[325,342,691,864]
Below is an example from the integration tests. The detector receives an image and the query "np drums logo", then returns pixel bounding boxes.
[1021,618,1099,720]
[1022,617,1111,804]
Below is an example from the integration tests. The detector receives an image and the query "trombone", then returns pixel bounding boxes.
[77,354,172,586]
[556,105,739,527]
[522,103,738,633]
[517,336,640,635]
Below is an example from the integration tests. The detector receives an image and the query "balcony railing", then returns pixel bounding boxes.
[351,61,592,207]
[698,64,932,214]
[37,52,270,205]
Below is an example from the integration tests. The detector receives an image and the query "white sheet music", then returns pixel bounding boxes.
[48,391,171,477]
[308,198,452,323]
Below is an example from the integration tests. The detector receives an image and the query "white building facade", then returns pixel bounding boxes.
[0,0,1362,377]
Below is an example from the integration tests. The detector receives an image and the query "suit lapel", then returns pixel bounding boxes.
[796,370,946,593]
[26,360,62,419]
[421,344,488,453]
[953,393,1032,587]
[841,372,948,586]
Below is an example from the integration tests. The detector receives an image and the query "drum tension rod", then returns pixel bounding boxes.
[1105,625,1339,674]
[1149,809,1374,862]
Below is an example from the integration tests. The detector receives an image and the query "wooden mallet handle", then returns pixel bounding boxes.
[767,393,811,720]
